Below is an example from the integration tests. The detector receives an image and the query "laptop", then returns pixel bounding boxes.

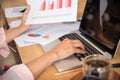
[42,0,120,72]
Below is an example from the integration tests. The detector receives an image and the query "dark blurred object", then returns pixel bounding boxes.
[112,63,120,68]
[102,0,120,45]
[20,8,26,13]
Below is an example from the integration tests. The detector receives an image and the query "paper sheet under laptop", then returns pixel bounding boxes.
[9,20,80,46]
[26,0,78,24]
[17,22,80,46]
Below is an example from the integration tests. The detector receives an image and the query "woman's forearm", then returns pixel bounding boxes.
[26,51,57,78]
[5,25,29,43]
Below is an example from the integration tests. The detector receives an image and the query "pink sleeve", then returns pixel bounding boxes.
[1,64,34,80]
[0,76,2,80]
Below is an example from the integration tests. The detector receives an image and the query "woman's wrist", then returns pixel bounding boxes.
[17,25,29,32]
[47,51,59,62]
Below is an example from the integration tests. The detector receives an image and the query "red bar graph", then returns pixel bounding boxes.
[40,0,72,11]
[57,0,62,9]
[66,0,71,7]
[40,0,46,11]
[49,0,54,10]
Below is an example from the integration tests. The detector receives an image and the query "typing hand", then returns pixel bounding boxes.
[48,38,85,60]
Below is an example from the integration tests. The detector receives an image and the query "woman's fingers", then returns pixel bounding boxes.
[21,5,31,25]
[62,38,85,54]
[71,40,85,51]
[73,47,85,54]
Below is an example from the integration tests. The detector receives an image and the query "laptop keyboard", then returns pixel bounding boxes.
[59,33,102,60]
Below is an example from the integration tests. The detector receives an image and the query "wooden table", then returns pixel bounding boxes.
[1,0,120,80]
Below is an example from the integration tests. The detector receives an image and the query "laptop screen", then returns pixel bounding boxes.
[79,0,120,56]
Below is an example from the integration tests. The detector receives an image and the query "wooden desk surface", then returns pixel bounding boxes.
[1,0,120,80]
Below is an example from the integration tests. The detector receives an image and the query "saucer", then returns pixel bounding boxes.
[71,70,120,80]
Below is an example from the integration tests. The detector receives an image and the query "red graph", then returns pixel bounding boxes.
[49,0,54,9]
[66,0,71,7]
[40,0,72,11]
[40,0,46,11]
[57,0,62,8]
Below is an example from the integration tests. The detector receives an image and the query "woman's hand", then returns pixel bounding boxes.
[48,38,85,60]
[18,5,31,31]
[5,5,32,43]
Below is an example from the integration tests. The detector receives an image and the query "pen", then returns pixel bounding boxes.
[28,33,41,37]
[112,63,120,68]
[20,8,26,13]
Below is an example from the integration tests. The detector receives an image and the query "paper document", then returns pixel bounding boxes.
[9,20,80,46]
[26,0,78,24]
[18,22,80,45]
[10,21,80,46]
[9,20,36,47]
[14,39,36,47]
[5,6,26,18]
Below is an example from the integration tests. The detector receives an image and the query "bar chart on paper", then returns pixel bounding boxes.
[26,0,78,24]
[40,0,71,11]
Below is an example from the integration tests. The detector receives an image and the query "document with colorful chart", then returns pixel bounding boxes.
[17,22,80,46]
[26,0,78,24]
